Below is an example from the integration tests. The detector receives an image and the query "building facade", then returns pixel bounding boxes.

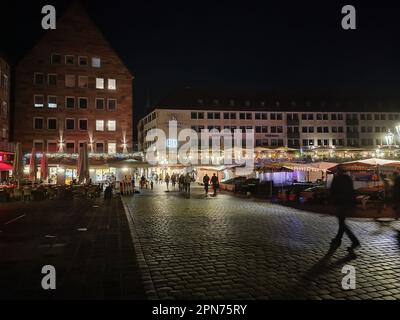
[15,3,133,155]
[138,89,400,156]
[0,54,13,181]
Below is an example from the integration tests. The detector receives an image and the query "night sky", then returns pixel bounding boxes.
[2,0,400,126]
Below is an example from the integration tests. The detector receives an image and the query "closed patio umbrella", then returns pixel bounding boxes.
[40,152,48,182]
[29,147,37,185]
[12,142,24,187]
[77,143,90,183]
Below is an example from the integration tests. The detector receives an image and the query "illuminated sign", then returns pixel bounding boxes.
[166,139,178,148]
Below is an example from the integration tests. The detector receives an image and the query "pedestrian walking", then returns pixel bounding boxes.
[165,173,170,191]
[211,173,219,196]
[184,173,191,194]
[330,168,360,251]
[392,172,400,219]
[150,180,154,190]
[203,174,210,196]
[171,174,177,190]
[178,174,184,192]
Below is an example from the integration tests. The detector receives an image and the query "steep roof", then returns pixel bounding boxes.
[17,1,133,78]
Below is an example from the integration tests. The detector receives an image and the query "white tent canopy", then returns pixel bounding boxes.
[341,158,400,166]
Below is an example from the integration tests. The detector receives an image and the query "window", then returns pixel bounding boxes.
[66,142,75,153]
[48,96,57,108]
[33,118,44,129]
[246,113,252,120]
[96,78,104,89]
[230,113,236,120]
[78,56,88,66]
[78,76,89,88]
[96,143,104,153]
[34,95,44,108]
[48,74,57,86]
[65,75,75,87]
[65,119,75,130]
[255,113,261,120]
[107,120,116,131]
[108,79,116,90]
[224,112,230,120]
[66,97,75,108]
[79,97,88,109]
[96,98,105,110]
[96,120,104,131]
[47,142,58,153]
[108,142,117,154]
[51,54,61,64]
[108,99,117,111]
[79,119,88,131]
[33,141,44,152]
[198,112,204,119]
[240,113,245,120]
[92,57,101,68]
[65,55,75,65]
[48,118,57,130]
[331,114,337,121]
[34,73,44,85]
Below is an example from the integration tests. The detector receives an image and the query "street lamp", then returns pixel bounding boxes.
[396,125,400,146]
[385,130,395,159]
[385,129,394,147]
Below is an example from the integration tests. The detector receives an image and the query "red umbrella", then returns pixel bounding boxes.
[40,152,48,181]
[29,147,37,183]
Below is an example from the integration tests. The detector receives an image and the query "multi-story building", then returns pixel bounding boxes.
[15,3,133,155]
[0,53,13,181]
[138,88,400,155]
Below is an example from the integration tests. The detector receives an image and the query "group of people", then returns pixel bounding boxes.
[203,173,219,196]
[164,173,193,193]
[119,175,136,195]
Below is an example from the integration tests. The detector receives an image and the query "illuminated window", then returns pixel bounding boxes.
[108,79,116,90]
[48,96,57,108]
[96,120,104,131]
[107,120,116,131]
[96,78,104,89]
[34,95,44,108]
[92,57,101,68]
[108,142,116,154]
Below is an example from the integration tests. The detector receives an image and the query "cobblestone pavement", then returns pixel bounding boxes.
[0,197,144,299]
[123,184,400,300]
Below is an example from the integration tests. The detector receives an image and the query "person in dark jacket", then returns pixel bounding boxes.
[392,172,400,219]
[211,173,219,196]
[203,174,210,195]
[330,168,360,251]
